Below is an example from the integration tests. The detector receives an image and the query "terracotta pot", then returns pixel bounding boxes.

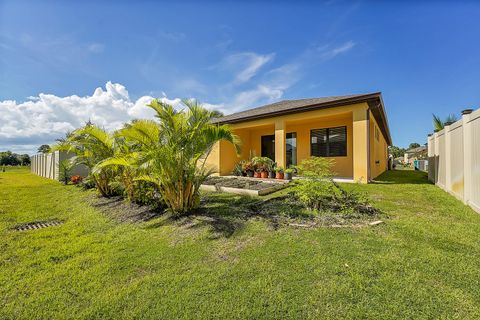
[260,171,268,178]
[254,171,261,178]
[276,172,284,179]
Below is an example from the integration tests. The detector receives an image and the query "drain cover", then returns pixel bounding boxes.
[13,220,63,231]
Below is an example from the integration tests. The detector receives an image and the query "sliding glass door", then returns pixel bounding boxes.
[286,132,297,167]
[261,135,275,161]
[261,132,296,166]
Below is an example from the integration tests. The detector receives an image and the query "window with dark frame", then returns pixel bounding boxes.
[310,126,347,157]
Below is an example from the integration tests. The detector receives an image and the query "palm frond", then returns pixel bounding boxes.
[445,114,458,124]
[432,114,444,131]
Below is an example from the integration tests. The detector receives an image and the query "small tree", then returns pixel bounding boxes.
[292,157,335,212]
[37,144,51,154]
[388,145,406,158]
[408,143,420,149]
[18,154,31,166]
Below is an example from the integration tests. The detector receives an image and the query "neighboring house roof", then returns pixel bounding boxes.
[406,145,427,154]
[213,92,392,145]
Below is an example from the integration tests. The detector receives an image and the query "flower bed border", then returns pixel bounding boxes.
[200,176,290,196]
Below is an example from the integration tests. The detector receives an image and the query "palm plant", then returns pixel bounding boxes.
[99,99,240,214]
[433,113,458,131]
[94,123,156,202]
[53,124,118,197]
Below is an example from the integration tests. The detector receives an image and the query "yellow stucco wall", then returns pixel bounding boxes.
[285,114,353,177]
[205,102,387,182]
[369,110,389,179]
[352,107,369,182]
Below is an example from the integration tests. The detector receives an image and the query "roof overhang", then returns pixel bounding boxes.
[214,92,392,145]
[365,93,392,145]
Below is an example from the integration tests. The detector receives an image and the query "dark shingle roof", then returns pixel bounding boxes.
[406,145,427,153]
[213,93,373,124]
[212,92,392,145]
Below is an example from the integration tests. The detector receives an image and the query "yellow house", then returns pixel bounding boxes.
[206,92,392,183]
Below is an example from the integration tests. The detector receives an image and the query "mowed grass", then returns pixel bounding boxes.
[1,168,480,319]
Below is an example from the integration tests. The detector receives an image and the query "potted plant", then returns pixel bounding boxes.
[242,161,254,177]
[233,161,245,176]
[268,169,275,179]
[268,162,276,178]
[284,168,294,180]
[252,156,273,179]
[71,175,83,184]
[254,169,261,178]
[275,166,284,179]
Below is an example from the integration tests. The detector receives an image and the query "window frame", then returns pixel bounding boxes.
[310,126,347,157]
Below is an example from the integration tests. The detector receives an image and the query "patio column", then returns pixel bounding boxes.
[353,108,369,183]
[274,119,286,168]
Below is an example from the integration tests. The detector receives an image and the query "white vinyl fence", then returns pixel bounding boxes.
[428,108,480,213]
[30,151,88,181]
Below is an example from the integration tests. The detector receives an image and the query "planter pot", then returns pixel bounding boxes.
[284,172,292,180]
[246,171,254,177]
[275,172,284,179]
[254,172,261,178]
[260,171,268,178]
[268,171,275,179]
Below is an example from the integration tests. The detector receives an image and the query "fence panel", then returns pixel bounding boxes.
[436,131,446,188]
[429,107,480,213]
[30,151,88,182]
[468,109,480,212]
[449,121,464,199]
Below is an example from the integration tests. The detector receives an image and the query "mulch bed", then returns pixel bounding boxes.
[88,195,163,223]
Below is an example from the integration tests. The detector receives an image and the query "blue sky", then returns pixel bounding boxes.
[1,0,480,154]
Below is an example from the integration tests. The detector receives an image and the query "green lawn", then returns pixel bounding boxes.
[1,168,480,319]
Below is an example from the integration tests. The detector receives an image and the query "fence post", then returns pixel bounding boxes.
[428,134,437,182]
[462,109,473,205]
[444,123,452,192]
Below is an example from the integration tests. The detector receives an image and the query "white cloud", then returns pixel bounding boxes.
[231,85,283,110]
[221,52,275,84]
[0,82,228,154]
[0,82,173,154]
[210,41,355,112]
[315,41,356,61]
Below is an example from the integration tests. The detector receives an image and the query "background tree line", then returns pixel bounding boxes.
[0,151,31,166]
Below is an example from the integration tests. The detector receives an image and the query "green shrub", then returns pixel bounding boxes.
[133,181,163,208]
[292,157,334,211]
[233,160,246,176]
[291,157,379,216]
[58,159,73,185]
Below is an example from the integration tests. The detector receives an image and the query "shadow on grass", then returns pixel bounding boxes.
[90,196,163,223]
[372,170,432,185]
[145,194,307,238]
[91,188,382,239]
